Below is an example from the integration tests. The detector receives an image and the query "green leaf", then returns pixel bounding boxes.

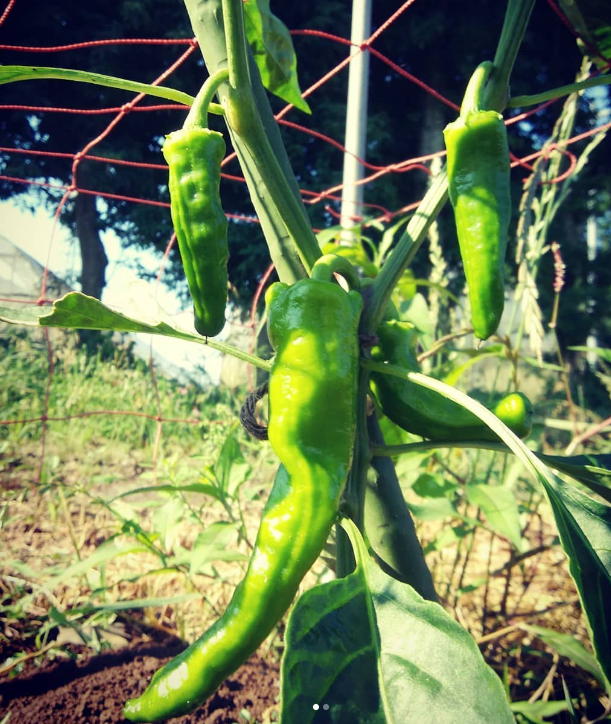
[281,518,514,724]
[187,524,248,574]
[0,291,198,335]
[215,423,251,498]
[520,624,606,686]
[0,64,194,106]
[423,524,470,554]
[243,0,311,113]
[68,593,202,614]
[557,0,611,67]
[444,345,506,387]
[539,476,611,692]
[510,700,569,722]
[538,453,611,504]
[407,495,457,521]
[0,292,269,371]
[569,346,611,364]
[108,483,223,505]
[412,472,457,499]
[466,484,526,551]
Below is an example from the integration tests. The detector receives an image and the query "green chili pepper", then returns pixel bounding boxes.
[443,61,511,340]
[123,270,362,722]
[370,319,532,441]
[163,127,228,337]
[123,465,303,722]
[266,276,362,489]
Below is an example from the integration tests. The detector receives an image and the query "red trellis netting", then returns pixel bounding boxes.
[0,0,609,482]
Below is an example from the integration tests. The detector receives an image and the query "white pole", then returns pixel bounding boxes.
[586,214,598,366]
[339,0,372,242]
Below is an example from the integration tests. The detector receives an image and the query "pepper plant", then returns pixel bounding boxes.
[2,0,611,721]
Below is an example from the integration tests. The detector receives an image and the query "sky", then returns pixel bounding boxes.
[0,197,227,385]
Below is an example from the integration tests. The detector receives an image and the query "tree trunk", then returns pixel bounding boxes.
[75,186,108,301]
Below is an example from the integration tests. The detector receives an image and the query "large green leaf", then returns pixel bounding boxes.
[281,518,514,724]
[244,0,311,113]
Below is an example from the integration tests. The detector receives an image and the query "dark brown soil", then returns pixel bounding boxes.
[0,632,280,723]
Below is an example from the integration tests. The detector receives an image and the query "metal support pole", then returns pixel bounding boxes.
[339,0,372,242]
[586,214,598,366]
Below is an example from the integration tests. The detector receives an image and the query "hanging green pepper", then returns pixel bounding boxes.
[266,274,362,490]
[443,61,511,340]
[370,319,532,441]
[124,466,310,722]
[123,267,362,722]
[163,127,228,337]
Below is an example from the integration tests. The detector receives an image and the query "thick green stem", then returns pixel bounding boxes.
[221,0,320,273]
[486,0,537,112]
[365,413,438,601]
[182,0,312,284]
[337,366,371,578]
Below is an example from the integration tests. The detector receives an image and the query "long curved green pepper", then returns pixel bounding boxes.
[163,127,228,337]
[123,465,305,721]
[370,320,532,441]
[266,275,362,492]
[123,268,362,722]
[443,61,511,340]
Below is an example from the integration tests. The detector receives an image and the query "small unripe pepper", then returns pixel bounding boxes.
[163,127,228,337]
[370,320,532,441]
[123,269,362,722]
[443,61,511,340]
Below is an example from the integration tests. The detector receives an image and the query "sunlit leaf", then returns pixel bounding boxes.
[244,0,311,113]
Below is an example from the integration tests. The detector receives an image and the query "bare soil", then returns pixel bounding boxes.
[0,630,280,723]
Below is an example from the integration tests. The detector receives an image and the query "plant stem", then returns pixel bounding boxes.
[0,65,216,112]
[310,253,362,289]
[507,73,611,108]
[365,413,438,602]
[337,366,371,578]
[191,335,271,371]
[486,0,537,112]
[221,0,320,273]
[182,0,309,284]
[372,439,510,457]
[461,62,494,115]
[184,68,230,129]
[362,169,448,335]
